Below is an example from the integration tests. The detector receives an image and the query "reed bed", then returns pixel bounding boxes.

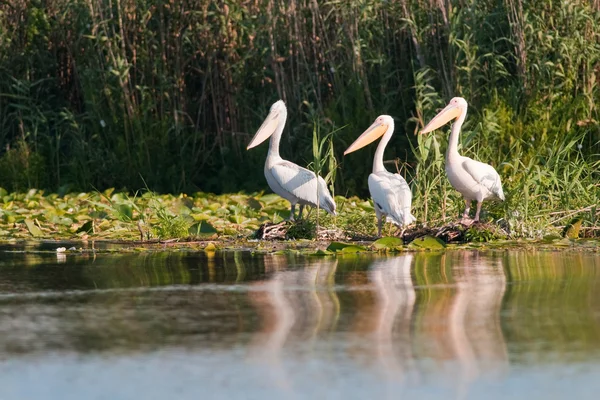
[0,0,599,236]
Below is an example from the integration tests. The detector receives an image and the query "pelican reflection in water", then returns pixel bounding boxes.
[247,256,339,389]
[246,253,508,396]
[247,100,336,220]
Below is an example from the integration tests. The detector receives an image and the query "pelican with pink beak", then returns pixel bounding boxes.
[421,97,504,224]
[344,115,415,237]
[247,100,336,220]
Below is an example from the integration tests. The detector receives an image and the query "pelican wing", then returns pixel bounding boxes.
[461,157,505,200]
[270,160,336,214]
[368,172,415,226]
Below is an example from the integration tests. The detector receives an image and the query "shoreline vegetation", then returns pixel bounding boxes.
[0,188,598,253]
[1,1,599,244]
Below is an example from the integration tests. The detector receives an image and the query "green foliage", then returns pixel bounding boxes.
[286,219,316,240]
[326,242,367,253]
[0,141,47,191]
[408,236,446,250]
[464,225,505,243]
[372,237,403,250]
[562,218,583,239]
[0,0,598,239]
[150,201,190,240]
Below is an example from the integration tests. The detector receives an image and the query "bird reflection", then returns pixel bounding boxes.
[413,251,508,397]
[247,256,339,390]
[247,252,508,395]
[362,255,417,389]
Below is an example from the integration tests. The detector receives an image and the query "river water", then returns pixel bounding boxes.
[0,242,599,399]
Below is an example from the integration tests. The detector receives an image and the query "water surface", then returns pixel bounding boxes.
[1,245,599,399]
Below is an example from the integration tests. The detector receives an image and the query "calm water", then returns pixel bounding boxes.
[1,242,600,399]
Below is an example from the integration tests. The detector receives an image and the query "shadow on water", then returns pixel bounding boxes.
[1,244,600,398]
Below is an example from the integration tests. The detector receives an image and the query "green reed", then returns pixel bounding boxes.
[0,0,598,237]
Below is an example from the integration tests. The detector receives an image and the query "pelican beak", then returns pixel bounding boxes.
[344,121,388,155]
[420,103,462,134]
[247,109,281,150]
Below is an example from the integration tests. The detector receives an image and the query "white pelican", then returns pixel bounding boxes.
[344,115,415,237]
[420,97,505,223]
[247,100,336,220]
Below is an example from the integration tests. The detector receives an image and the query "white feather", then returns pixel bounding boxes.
[267,160,336,214]
[446,155,505,202]
[368,171,415,226]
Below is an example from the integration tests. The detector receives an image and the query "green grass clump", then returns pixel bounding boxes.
[286,219,316,240]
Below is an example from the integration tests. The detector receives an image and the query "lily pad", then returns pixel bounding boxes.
[562,218,582,239]
[24,219,43,237]
[312,249,333,256]
[246,198,263,211]
[408,235,446,250]
[326,241,367,253]
[372,236,403,250]
[76,220,94,234]
[115,204,133,221]
[189,221,218,237]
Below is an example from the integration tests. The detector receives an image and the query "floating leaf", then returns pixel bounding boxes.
[372,236,403,250]
[115,204,133,221]
[24,219,43,237]
[408,235,446,250]
[542,234,562,243]
[190,213,211,221]
[76,220,94,234]
[312,249,333,256]
[189,221,217,237]
[562,218,582,239]
[229,215,247,224]
[341,246,367,253]
[326,241,367,252]
[246,198,263,211]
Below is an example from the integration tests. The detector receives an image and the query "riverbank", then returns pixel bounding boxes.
[0,189,595,248]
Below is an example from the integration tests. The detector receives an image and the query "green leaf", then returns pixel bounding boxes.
[562,218,582,239]
[408,235,446,250]
[189,221,217,236]
[24,219,43,237]
[312,249,334,256]
[115,204,133,221]
[76,220,94,234]
[372,236,403,250]
[246,197,263,211]
[326,241,367,252]
[341,246,367,253]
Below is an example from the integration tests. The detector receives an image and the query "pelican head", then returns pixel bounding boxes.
[420,97,468,134]
[247,100,287,150]
[344,115,393,155]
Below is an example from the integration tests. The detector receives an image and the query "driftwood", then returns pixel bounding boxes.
[255,221,289,240]
[255,221,348,241]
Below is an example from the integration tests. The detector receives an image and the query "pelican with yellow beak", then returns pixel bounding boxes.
[247,100,336,220]
[421,97,504,224]
[344,115,415,237]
